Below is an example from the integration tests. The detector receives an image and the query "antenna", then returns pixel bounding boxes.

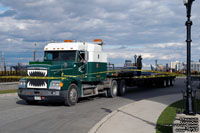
[1,52,6,71]
[33,43,36,61]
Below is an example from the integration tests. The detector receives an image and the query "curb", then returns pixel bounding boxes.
[89,93,182,133]
[88,101,138,133]
[89,110,118,133]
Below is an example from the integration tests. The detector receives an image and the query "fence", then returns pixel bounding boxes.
[0,71,26,83]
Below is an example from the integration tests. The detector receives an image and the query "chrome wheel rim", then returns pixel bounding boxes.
[122,84,125,93]
[172,80,175,85]
[70,88,77,102]
[164,80,167,87]
[112,83,117,96]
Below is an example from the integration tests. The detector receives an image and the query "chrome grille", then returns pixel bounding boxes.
[27,69,48,89]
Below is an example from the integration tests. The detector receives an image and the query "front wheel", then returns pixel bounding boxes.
[107,80,118,98]
[64,84,79,106]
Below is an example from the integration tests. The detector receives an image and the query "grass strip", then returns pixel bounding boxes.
[156,99,200,133]
[0,89,17,94]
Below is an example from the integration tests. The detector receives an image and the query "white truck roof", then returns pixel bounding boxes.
[44,42,102,52]
[44,41,107,63]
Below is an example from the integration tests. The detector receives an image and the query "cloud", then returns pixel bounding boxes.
[107,51,155,60]
[152,42,185,49]
[0,0,199,66]
[0,9,16,17]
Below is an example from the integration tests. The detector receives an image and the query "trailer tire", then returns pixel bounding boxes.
[118,80,127,96]
[170,79,175,86]
[107,80,118,98]
[163,79,167,88]
[64,84,78,106]
[165,79,170,87]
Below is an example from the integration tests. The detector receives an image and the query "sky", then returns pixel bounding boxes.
[0,0,200,68]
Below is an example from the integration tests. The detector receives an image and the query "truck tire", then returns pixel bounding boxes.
[107,80,118,98]
[64,84,78,106]
[118,80,126,96]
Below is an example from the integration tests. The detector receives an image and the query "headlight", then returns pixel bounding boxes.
[18,80,26,88]
[49,81,63,90]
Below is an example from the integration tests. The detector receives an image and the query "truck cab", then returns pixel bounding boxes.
[18,39,108,106]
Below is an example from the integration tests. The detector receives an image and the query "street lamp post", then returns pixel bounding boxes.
[183,0,196,115]
[134,55,137,66]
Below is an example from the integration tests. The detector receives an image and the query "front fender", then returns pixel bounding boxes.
[61,77,82,97]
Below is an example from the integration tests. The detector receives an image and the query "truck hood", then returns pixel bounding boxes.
[27,61,74,77]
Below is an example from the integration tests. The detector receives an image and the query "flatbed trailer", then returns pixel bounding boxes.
[100,67,176,97]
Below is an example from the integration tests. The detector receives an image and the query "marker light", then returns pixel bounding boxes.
[93,39,102,42]
[94,39,103,45]
[60,82,64,87]
[64,40,73,42]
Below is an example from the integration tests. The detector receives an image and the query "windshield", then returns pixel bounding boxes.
[44,51,76,61]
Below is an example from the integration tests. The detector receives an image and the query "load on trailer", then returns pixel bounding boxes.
[18,39,176,106]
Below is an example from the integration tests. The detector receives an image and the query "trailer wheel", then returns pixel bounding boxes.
[107,80,118,98]
[170,79,175,86]
[118,80,126,96]
[64,84,78,106]
[163,79,167,87]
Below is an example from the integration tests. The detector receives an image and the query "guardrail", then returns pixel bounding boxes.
[0,71,26,83]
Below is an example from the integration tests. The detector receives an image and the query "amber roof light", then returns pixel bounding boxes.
[93,39,102,42]
[64,40,73,42]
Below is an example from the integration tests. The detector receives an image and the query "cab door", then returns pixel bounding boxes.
[75,51,87,78]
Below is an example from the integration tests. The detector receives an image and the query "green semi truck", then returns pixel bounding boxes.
[18,39,176,106]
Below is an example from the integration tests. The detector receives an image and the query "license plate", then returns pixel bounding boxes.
[34,96,41,100]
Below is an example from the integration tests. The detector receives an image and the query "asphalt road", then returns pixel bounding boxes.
[0,78,190,133]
